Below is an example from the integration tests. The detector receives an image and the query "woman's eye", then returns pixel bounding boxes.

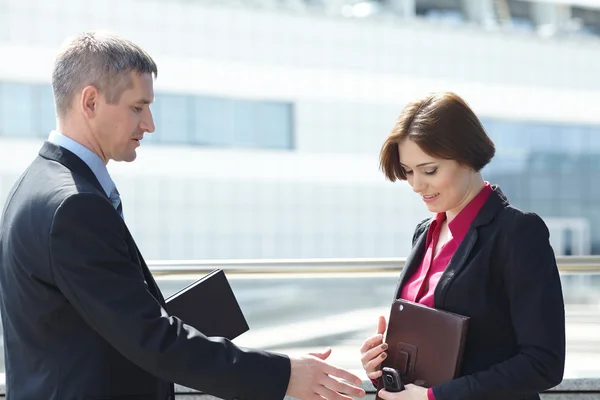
[425,168,438,175]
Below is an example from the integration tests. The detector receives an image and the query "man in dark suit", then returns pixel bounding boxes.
[0,31,366,400]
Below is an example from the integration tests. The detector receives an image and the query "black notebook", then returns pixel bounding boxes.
[165,269,249,340]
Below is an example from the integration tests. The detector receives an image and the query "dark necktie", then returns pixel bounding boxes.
[109,186,124,219]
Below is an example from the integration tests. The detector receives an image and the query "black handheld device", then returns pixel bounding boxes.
[382,367,405,392]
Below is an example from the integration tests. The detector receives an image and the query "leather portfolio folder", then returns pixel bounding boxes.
[165,269,249,340]
[376,299,469,396]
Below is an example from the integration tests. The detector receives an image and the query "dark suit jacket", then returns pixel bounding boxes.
[0,141,290,400]
[394,186,565,400]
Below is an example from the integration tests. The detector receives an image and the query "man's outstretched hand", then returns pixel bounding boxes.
[287,348,366,400]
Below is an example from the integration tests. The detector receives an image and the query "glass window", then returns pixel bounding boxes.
[0,81,295,150]
[588,126,600,151]
[527,172,556,201]
[35,83,56,136]
[193,96,234,147]
[483,118,523,151]
[151,93,193,144]
[232,99,258,148]
[255,101,293,150]
[0,82,35,137]
[559,125,588,153]
[558,172,584,200]
[528,123,561,151]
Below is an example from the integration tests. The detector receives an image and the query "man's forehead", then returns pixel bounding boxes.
[125,73,154,102]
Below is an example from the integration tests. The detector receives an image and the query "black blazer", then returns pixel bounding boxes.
[395,186,565,400]
[0,141,290,400]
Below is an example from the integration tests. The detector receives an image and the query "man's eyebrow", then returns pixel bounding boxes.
[135,98,153,105]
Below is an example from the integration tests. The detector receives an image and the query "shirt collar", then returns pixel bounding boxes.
[446,181,493,241]
[47,130,115,198]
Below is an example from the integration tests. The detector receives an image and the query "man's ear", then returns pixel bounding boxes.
[80,85,100,119]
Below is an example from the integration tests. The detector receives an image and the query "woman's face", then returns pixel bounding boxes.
[398,139,481,220]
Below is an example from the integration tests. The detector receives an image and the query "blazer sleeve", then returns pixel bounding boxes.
[49,193,290,400]
[432,213,566,400]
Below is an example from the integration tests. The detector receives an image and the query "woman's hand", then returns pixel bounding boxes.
[360,316,388,380]
[378,384,428,400]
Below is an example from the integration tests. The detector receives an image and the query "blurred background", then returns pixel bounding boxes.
[0,0,599,386]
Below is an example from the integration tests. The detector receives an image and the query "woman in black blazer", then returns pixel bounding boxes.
[359,92,565,400]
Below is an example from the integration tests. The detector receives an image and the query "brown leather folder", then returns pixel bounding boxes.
[165,269,249,340]
[375,299,469,397]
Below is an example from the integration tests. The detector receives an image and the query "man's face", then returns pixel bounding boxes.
[93,71,155,163]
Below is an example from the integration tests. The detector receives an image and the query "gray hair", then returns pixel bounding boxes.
[52,31,158,118]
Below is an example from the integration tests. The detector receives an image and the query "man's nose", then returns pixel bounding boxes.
[142,110,155,133]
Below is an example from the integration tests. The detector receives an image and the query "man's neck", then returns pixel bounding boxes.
[56,121,108,165]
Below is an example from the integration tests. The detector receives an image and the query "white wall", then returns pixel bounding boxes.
[2,0,600,90]
[1,0,600,127]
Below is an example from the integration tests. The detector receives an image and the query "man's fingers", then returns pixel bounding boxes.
[377,316,387,335]
[360,334,383,353]
[367,369,382,380]
[316,384,354,400]
[323,376,366,398]
[323,364,363,386]
[310,347,332,360]
[378,389,393,400]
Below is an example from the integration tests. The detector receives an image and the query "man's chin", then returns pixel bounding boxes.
[114,151,137,163]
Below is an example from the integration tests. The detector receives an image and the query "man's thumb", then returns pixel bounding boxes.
[309,347,332,360]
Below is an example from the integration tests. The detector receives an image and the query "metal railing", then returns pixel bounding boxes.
[147,255,600,275]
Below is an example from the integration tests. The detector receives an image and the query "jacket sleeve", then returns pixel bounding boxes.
[49,193,290,400]
[432,213,566,400]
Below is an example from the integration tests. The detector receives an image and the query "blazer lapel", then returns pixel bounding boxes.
[433,185,509,307]
[38,141,106,198]
[433,229,478,307]
[393,229,428,300]
[139,256,166,306]
[121,223,167,306]
[40,141,167,306]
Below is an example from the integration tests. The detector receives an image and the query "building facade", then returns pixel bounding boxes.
[1,0,600,258]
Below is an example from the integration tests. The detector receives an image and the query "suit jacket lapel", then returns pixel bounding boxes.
[442,185,508,281]
[38,141,107,198]
[121,223,166,306]
[138,256,166,306]
[393,229,428,300]
[434,229,479,305]
[40,141,166,306]
[433,185,509,307]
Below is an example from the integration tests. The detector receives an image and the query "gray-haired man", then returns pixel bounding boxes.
[0,31,366,400]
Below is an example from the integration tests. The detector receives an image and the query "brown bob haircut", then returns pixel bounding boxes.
[380,92,496,181]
